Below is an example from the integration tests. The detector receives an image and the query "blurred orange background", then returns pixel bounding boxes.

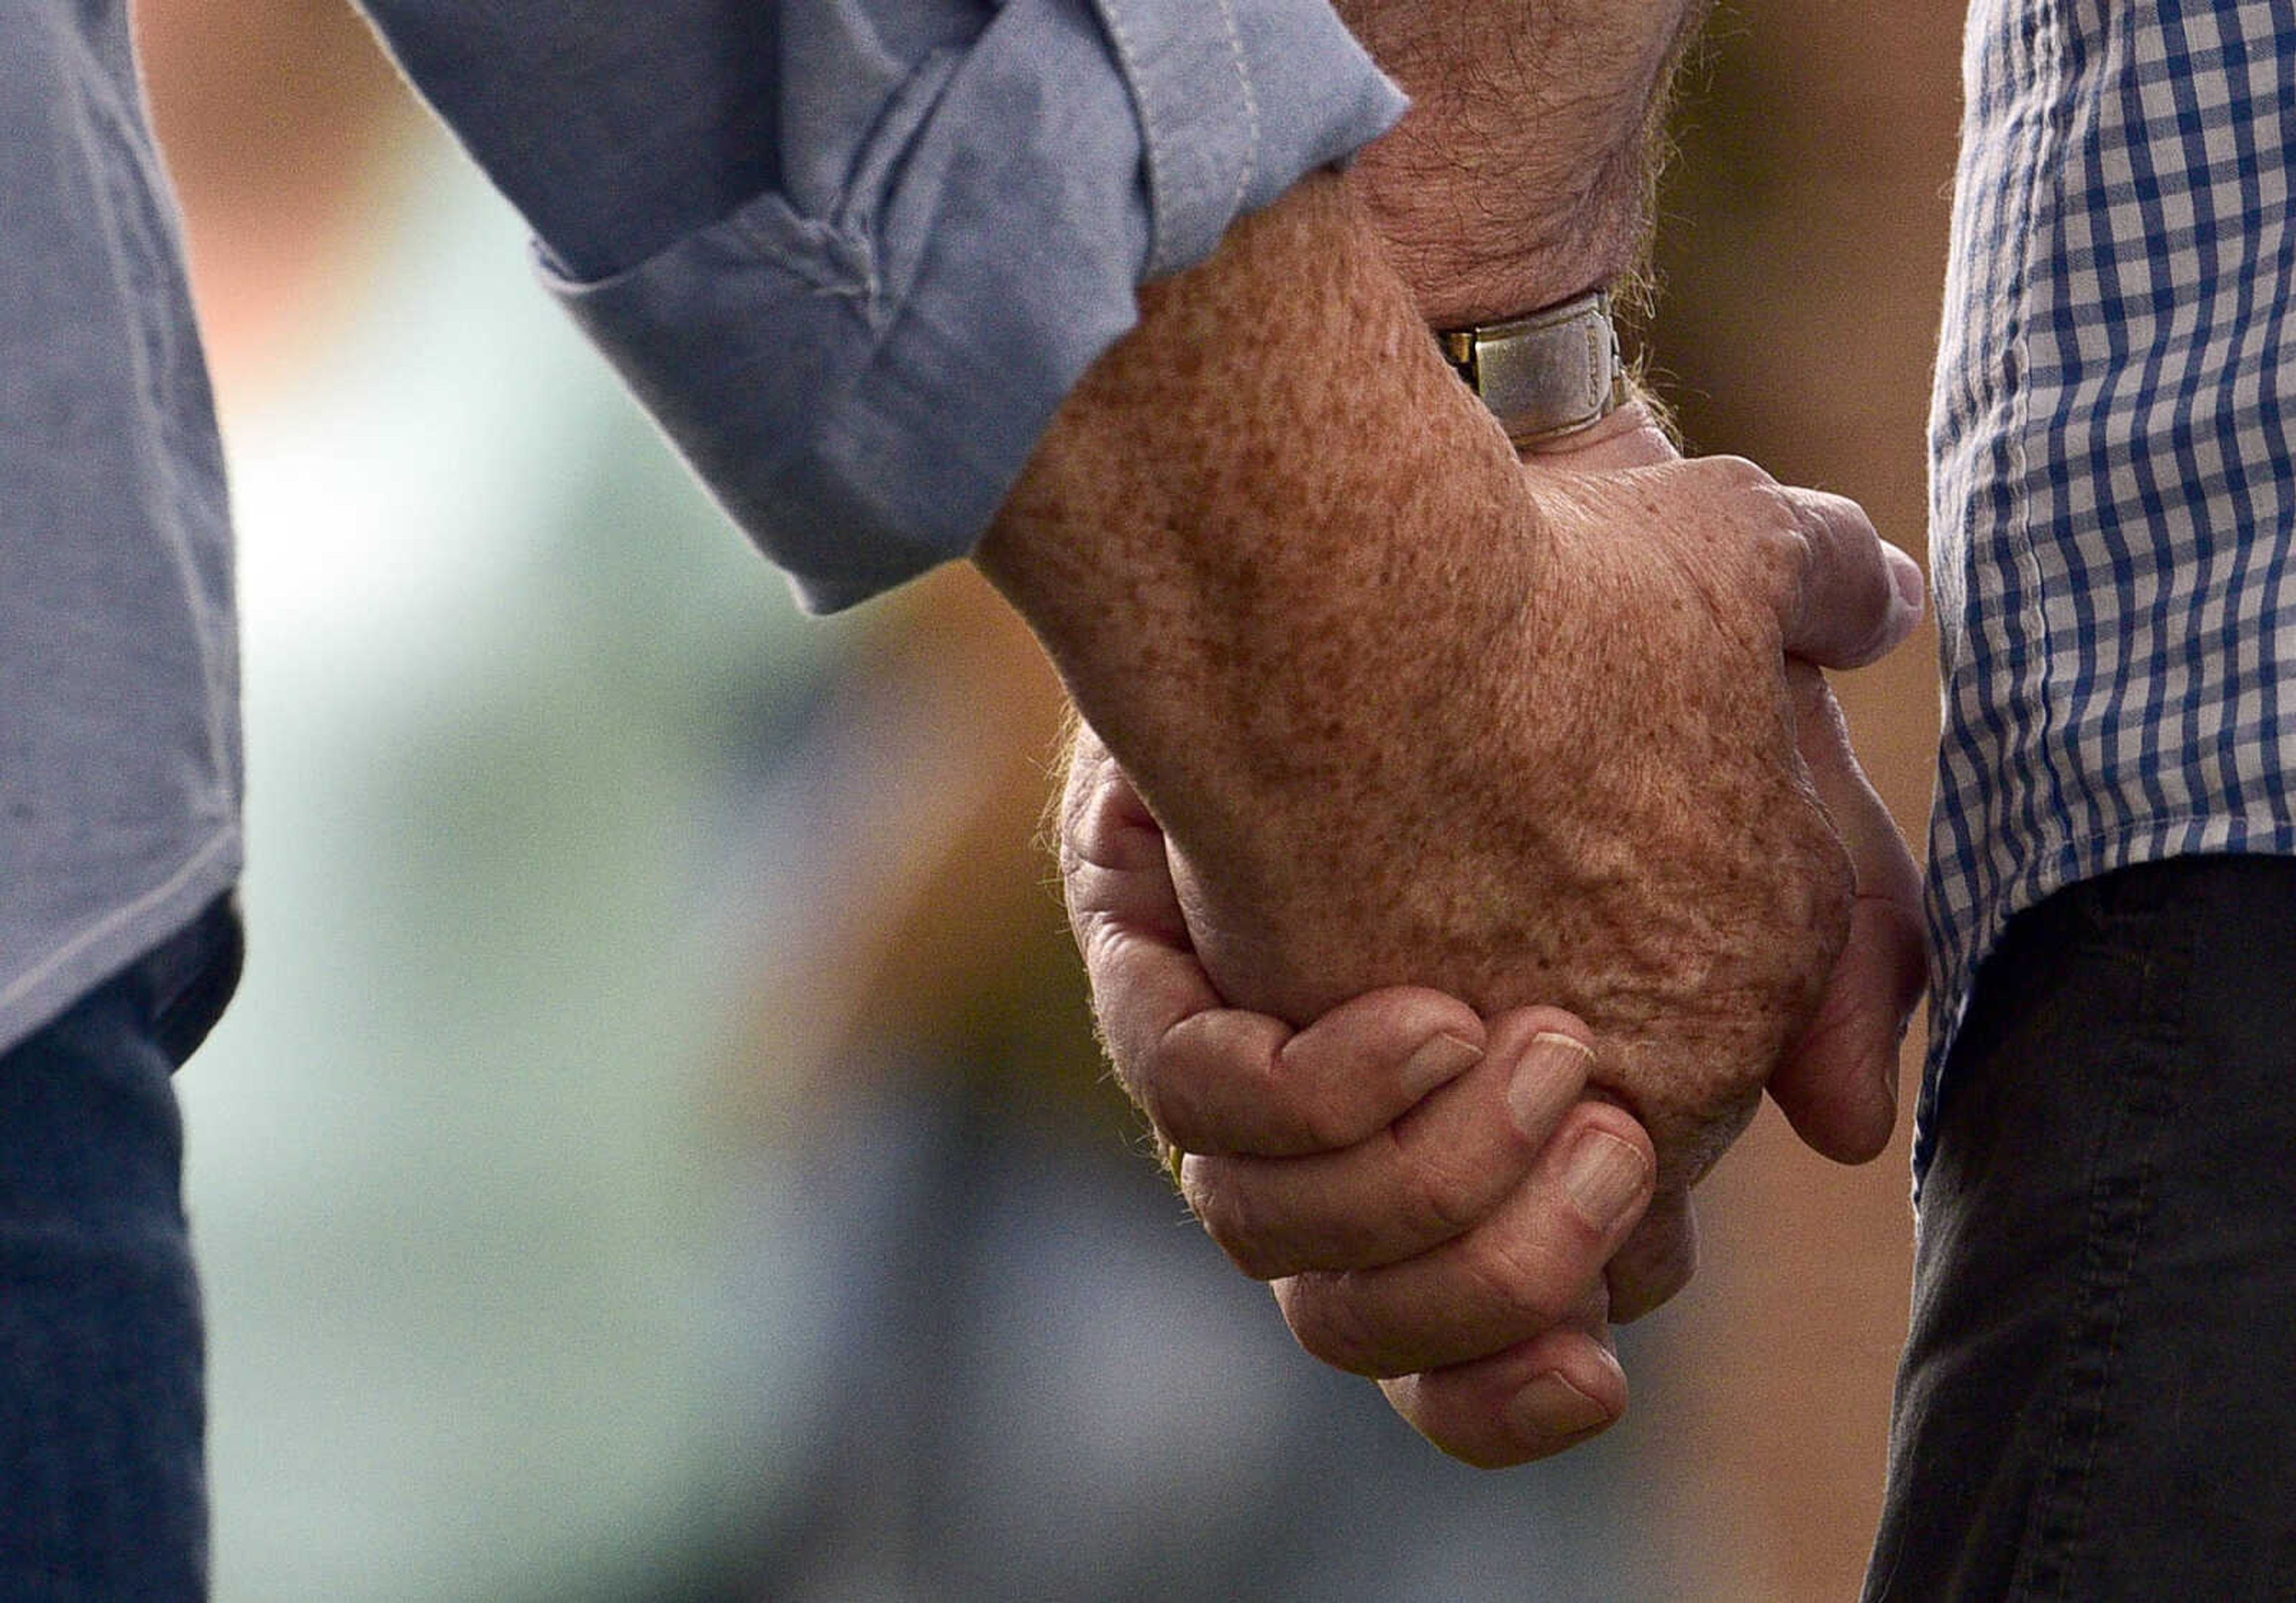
[1637,3,1964,1595]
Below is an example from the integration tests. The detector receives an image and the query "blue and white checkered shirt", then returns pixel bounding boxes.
[1921,0,2296,1180]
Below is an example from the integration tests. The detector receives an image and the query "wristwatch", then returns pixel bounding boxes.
[1438,289,1629,444]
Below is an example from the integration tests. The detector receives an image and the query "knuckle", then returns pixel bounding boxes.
[1433,1240,1561,1341]
[1276,1274,1385,1375]
[1093,1030,1148,1116]
[1386,1373,1516,1469]
[1696,454,1781,503]
[1190,1164,1288,1281]
[1287,1070,1373,1152]
[1451,1226,1578,1335]
[1071,905,1125,984]
[1126,1065,1197,1152]
[1392,1129,1498,1247]
[1690,452,1772,489]
[1138,1022,1280,1155]
[1290,1101,1348,1154]
[1055,751,1113,859]
[1055,757,1094,838]
[1755,509,1813,587]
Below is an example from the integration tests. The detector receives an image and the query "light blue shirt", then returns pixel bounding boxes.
[367,0,1406,608]
[0,0,1404,1052]
[1922,0,2296,1180]
[0,1,242,1058]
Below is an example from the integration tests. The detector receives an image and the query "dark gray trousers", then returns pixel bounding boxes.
[0,903,227,1599]
[1867,856,2296,1601]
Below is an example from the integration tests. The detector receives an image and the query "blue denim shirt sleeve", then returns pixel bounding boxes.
[362,0,1404,610]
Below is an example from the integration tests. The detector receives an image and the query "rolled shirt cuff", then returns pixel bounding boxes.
[545,0,1403,610]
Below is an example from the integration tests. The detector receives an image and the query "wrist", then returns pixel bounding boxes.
[1361,178,1644,331]
[1440,291,1632,448]
[1334,0,1706,325]
[976,172,1545,885]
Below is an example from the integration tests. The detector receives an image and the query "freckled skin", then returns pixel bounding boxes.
[977,0,1930,1467]
[981,176,1852,1205]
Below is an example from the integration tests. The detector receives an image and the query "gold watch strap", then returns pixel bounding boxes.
[1439,290,1628,444]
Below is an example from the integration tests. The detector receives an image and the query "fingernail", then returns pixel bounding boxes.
[1507,1031,1594,1137]
[1561,1130,1649,1230]
[1506,1372,1614,1440]
[1402,1031,1483,1099]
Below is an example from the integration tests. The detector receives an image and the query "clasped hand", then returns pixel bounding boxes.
[1061,403,1925,1466]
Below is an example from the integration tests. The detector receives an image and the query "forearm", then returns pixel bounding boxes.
[1338,0,1711,323]
[976,172,1544,996]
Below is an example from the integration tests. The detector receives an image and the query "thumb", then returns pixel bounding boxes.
[1766,665,1927,1163]
[1778,488,1928,670]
